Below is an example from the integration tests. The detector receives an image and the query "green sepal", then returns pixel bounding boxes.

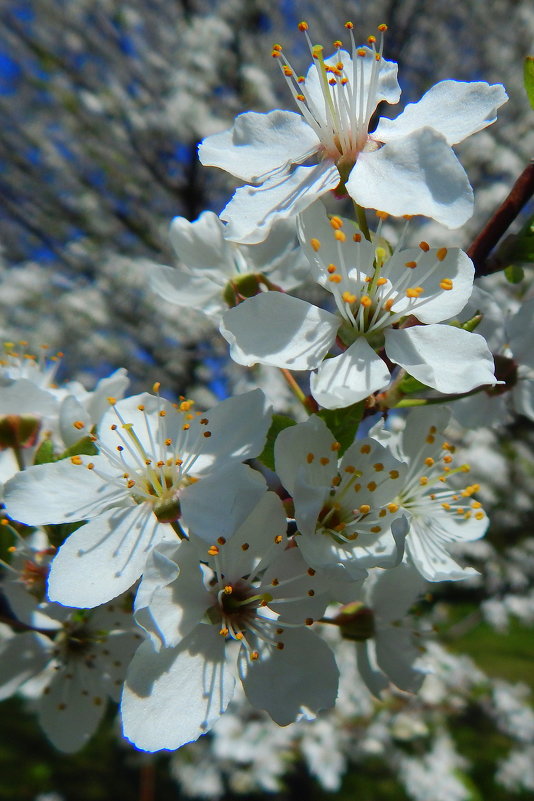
[318,401,365,455]
[59,436,99,459]
[257,414,296,471]
[497,215,534,266]
[33,438,56,465]
[504,264,525,284]
[524,56,534,110]
[396,374,430,395]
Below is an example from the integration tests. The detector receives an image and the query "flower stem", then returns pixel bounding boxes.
[354,202,372,242]
[279,368,316,413]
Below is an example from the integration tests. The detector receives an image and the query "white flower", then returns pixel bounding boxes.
[3,389,270,607]
[199,24,507,243]
[333,563,426,696]
[220,203,496,409]
[274,414,408,579]
[150,212,309,321]
[452,290,534,427]
[371,407,489,581]
[0,598,141,752]
[121,493,339,751]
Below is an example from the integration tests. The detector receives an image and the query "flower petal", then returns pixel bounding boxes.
[385,325,496,393]
[47,506,177,608]
[150,264,224,320]
[220,292,338,370]
[198,110,320,183]
[346,128,473,228]
[122,627,236,751]
[169,211,230,271]
[242,627,338,725]
[310,338,391,408]
[220,161,340,244]
[374,80,508,146]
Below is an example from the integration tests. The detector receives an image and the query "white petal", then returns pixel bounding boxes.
[385,247,474,323]
[513,378,534,422]
[86,368,129,425]
[346,128,473,228]
[274,414,334,496]
[198,110,320,182]
[220,292,338,370]
[47,506,177,608]
[385,325,497,393]
[181,463,267,542]
[242,628,338,725]
[369,563,426,623]
[310,338,391,408]
[122,627,236,751]
[0,378,58,415]
[374,80,508,146]
[39,664,108,752]
[150,264,223,319]
[0,632,51,700]
[507,298,534,370]
[169,211,231,270]
[406,532,479,582]
[356,642,388,697]
[59,395,92,448]
[3,457,120,526]
[221,161,340,245]
[375,627,424,692]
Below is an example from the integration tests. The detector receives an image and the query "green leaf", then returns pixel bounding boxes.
[318,401,365,454]
[33,438,55,465]
[524,56,534,110]
[504,263,525,284]
[257,414,296,471]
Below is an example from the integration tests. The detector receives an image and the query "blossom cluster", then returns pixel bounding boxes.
[0,18,531,778]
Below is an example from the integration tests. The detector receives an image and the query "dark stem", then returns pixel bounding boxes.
[468,161,534,276]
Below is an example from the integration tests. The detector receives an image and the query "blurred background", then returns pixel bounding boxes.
[0,0,533,799]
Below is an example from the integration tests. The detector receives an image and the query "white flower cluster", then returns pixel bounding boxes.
[0,19,531,791]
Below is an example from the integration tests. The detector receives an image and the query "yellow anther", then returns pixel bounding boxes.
[107,396,117,405]
[344,465,356,473]
[353,483,361,492]
[334,230,346,242]
[310,238,321,252]
[87,463,95,470]
[357,48,367,57]
[367,481,377,492]
[419,241,430,252]
[384,299,394,311]
[370,525,382,533]
[405,261,417,269]
[73,420,85,430]
[441,502,451,510]
[419,476,429,485]
[471,501,482,509]
[373,463,384,472]
[274,535,283,544]
[331,441,341,451]
[377,277,387,286]
[334,523,346,532]
[375,210,388,219]
[70,455,83,465]
[327,264,337,274]
[295,93,306,102]
[359,504,371,514]
[282,65,293,76]
[153,381,161,392]
[426,435,435,444]
[425,457,435,466]
[475,511,485,520]
[345,21,354,29]
[329,274,342,283]
[360,295,372,307]
[406,287,424,298]
[368,35,377,44]
[342,291,356,303]
[436,247,448,261]
[353,233,362,242]
[330,216,343,230]
[223,585,233,595]
[272,44,282,52]
[127,479,136,488]
[306,452,314,463]
[319,457,330,465]
[387,503,399,513]
[440,279,454,290]
[208,545,219,556]
[360,444,371,454]
[164,438,172,446]
[297,20,309,31]
[159,410,166,417]
[378,23,388,32]
[137,404,145,411]
[333,40,342,48]
[250,650,260,660]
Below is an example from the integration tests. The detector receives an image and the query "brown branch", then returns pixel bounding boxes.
[467,161,534,276]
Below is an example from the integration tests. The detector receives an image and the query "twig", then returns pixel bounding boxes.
[467,161,534,276]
